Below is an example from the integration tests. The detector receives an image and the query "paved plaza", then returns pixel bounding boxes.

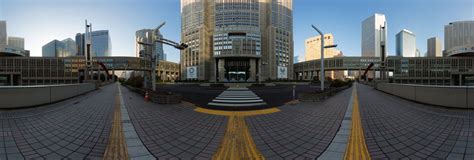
[0,83,473,159]
[357,84,474,159]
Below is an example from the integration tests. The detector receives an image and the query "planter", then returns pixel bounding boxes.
[124,85,182,104]
[299,85,351,102]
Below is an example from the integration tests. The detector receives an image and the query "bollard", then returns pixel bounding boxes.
[144,91,150,102]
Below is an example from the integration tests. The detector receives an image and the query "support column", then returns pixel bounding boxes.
[218,59,226,82]
[459,74,462,86]
[249,59,256,82]
[10,74,13,86]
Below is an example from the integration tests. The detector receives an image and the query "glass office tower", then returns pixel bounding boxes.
[75,30,112,57]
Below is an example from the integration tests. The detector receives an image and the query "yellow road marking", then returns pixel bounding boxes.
[195,107,279,159]
[344,85,371,160]
[103,88,129,160]
[194,107,280,116]
[213,116,264,160]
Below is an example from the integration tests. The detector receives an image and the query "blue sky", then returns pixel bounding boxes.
[0,0,472,63]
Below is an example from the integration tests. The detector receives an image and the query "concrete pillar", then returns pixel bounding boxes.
[459,74,462,86]
[218,59,226,82]
[10,74,13,86]
[249,59,256,82]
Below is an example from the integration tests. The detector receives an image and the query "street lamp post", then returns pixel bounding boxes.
[137,23,188,91]
[311,25,338,91]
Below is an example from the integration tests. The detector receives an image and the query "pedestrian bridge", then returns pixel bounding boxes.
[0,56,153,85]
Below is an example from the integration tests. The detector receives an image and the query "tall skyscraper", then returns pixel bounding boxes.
[42,40,67,57]
[427,37,442,57]
[135,29,165,60]
[75,33,84,56]
[7,37,24,50]
[0,21,6,46]
[180,0,293,82]
[305,33,337,61]
[444,21,474,57]
[396,29,416,57]
[75,30,112,57]
[361,13,387,58]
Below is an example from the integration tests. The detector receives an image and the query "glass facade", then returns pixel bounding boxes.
[42,40,67,57]
[75,30,112,57]
[91,30,112,57]
[396,29,416,57]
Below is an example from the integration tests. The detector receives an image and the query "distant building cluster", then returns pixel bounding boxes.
[135,29,166,61]
[41,30,112,58]
[0,21,30,57]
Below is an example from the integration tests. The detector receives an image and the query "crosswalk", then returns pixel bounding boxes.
[208,88,267,107]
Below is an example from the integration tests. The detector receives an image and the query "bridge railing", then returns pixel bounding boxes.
[375,83,474,109]
[0,83,96,109]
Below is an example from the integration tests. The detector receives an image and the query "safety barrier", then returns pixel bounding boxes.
[0,83,96,109]
[376,83,474,109]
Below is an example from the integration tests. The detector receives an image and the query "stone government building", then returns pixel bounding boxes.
[180,0,294,82]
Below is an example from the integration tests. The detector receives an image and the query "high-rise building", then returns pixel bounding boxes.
[62,38,76,56]
[7,37,24,50]
[180,0,293,82]
[135,29,165,60]
[361,13,387,58]
[75,30,112,57]
[427,37,442,57]
[396,29,416,57]
[305,33,337,61]
[75,33,84,56]
[42,40,67,57]
[0,21,6,46]
[444,21,474,57]
[415,49,421,57]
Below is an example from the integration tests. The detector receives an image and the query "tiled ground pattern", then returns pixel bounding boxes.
[121,86,227,159]
[245,88,352,159]
[0,85,116,160]
[357,84,474,159]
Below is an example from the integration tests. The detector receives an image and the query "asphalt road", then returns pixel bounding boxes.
[156,84,323,109]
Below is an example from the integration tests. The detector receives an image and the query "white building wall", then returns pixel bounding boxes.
[396,29,416,57]
[7,37,24,50]
[361,13,387,58]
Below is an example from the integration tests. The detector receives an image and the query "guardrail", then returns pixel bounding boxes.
[0,83,96,109]
[375,83,474,109]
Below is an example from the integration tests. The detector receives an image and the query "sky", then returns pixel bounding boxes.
[0,0,473,63]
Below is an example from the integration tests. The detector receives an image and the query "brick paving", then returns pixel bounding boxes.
[0,84,116,159]
[120,86,227,159]
[245,88,352,159]
[2,83,472,159]
[357,83,474,159]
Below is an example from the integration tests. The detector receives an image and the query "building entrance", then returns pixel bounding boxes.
[216,58,258,82]
[224,59,250,82]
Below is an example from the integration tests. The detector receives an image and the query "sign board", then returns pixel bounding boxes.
[187,66,197,79]
[278,66,288,79]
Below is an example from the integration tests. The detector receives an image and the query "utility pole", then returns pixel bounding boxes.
[85,20,93,80]
[137,22,188,91]
[311,25,337,91]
